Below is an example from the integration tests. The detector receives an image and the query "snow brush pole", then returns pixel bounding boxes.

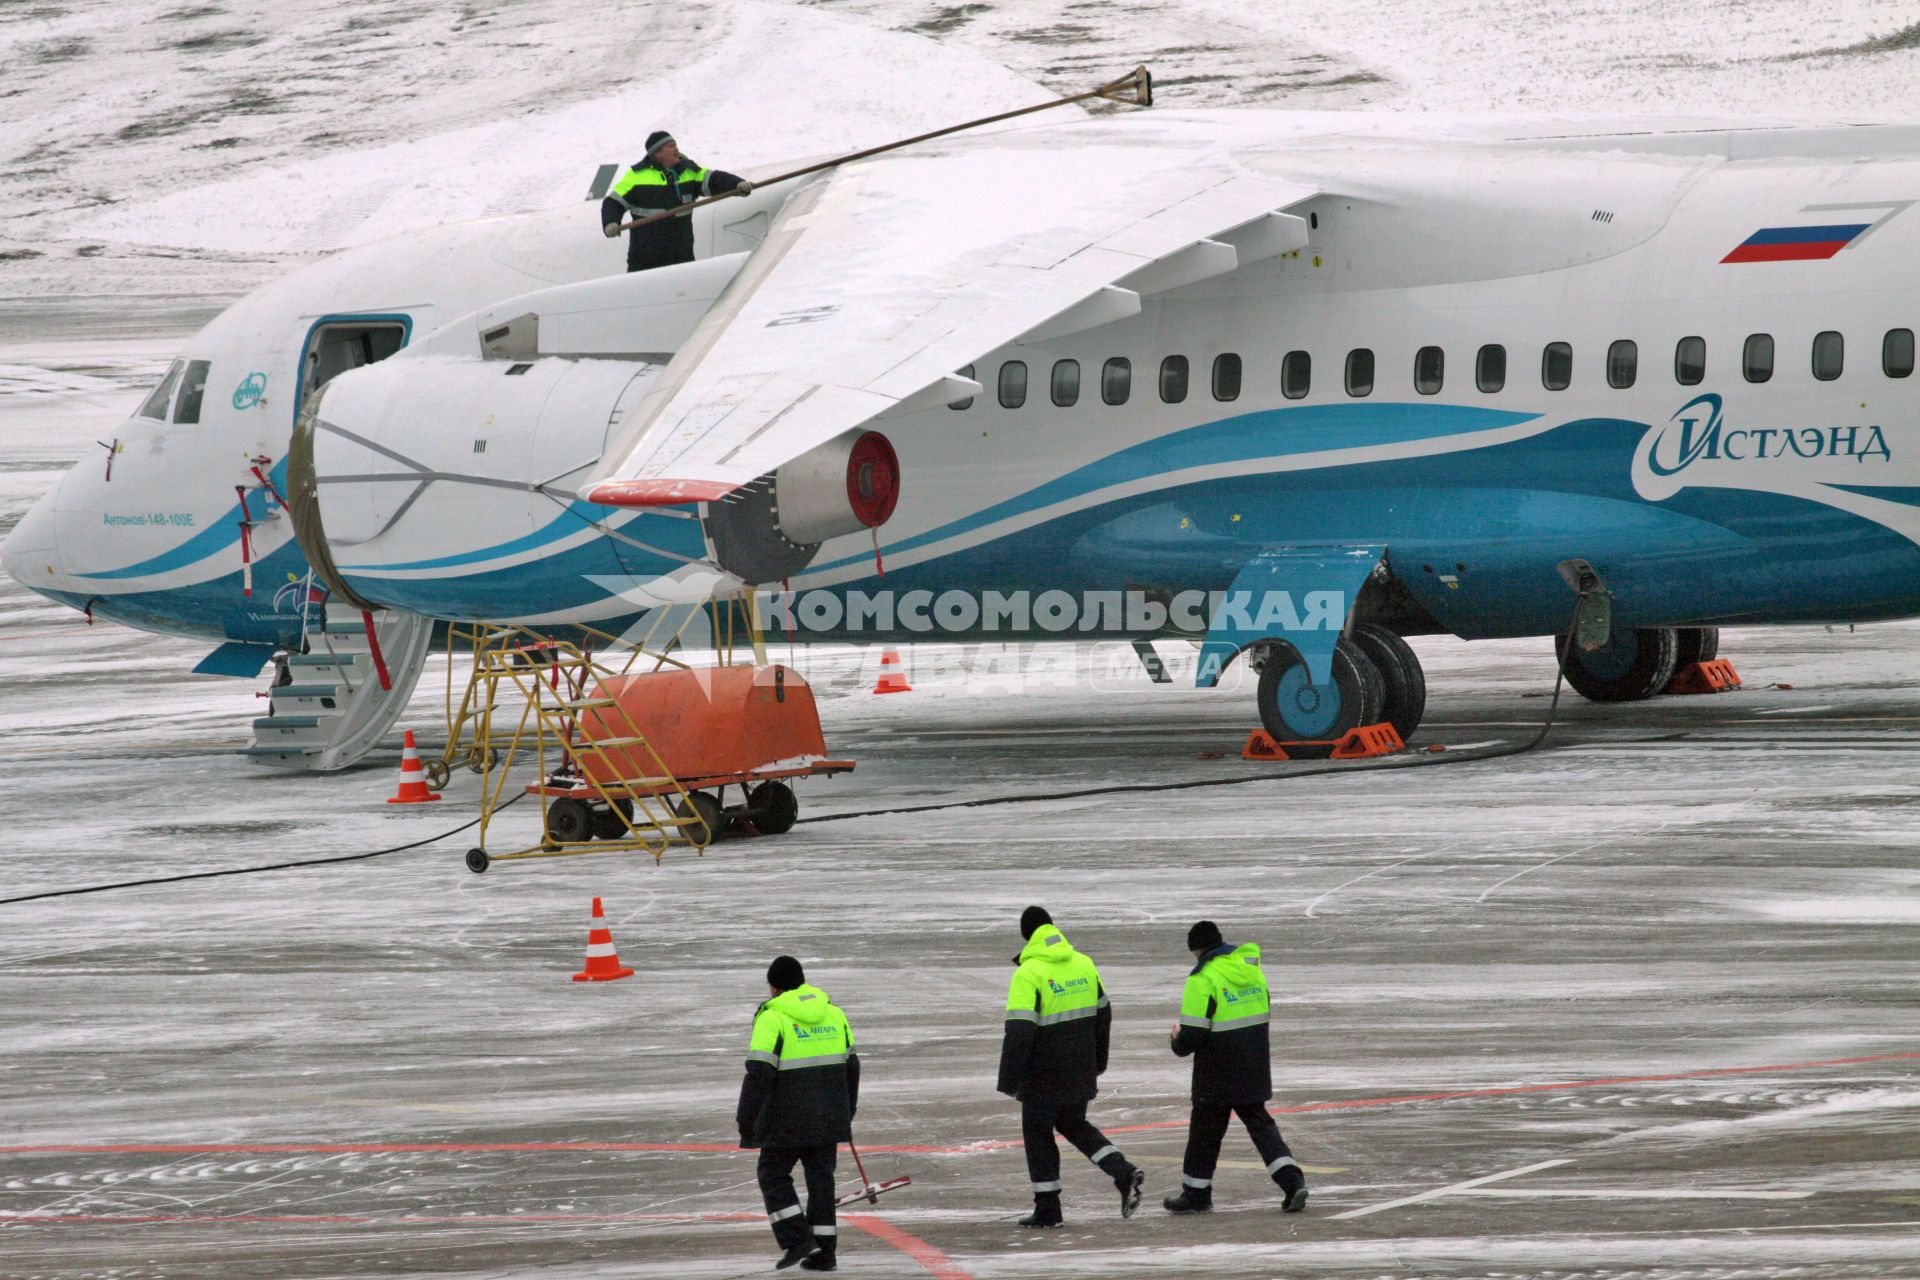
[851,1138,878,1204]
[615,65,1153,233]
[835,1136,912,1207]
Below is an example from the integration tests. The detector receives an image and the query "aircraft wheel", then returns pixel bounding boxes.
[673,791,725,845]
[1352,624,1427,743]
[546,797,594,844]
[465,848,490,874]
[1555,627,1678,702]
[592,798,634,840]
[748,781,799,835]
[1673,626,1720,670]
[1256,636,1383,759]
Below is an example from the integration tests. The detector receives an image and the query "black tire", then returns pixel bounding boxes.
[1352,623,1427,743]
[673,791,724,845]
[591,798,634,840]
[465,848,489,874]
[748,781,799,835]
[1555,627,1679,703]
[1672,626,1720,670]
[422,758,452,792]
[546,797,594,844]
[1256,636,1383,758]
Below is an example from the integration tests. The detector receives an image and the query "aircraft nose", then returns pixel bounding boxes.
[2,490,66,596]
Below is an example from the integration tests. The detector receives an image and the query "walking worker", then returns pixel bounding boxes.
[738,955,857,1272]
[600,131,751,273]
[1163,920,1308,1214]
[996,905,1145,1227]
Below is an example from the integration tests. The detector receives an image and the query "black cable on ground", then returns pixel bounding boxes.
[0,615,1583,904]
[803,661,1570,824]
[0,793,524,907]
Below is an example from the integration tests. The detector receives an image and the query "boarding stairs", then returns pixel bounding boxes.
[247,601,434,772]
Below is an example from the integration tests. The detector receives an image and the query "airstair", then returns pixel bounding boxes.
[247,600,434,771]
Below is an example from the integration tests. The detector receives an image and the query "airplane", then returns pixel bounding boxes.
[7,99,1919,769]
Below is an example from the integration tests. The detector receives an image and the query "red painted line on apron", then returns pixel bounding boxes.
[5,1051,1913,1157]
[845,1214,977,1280]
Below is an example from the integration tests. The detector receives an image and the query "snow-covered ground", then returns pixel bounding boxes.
[3,2,1920,1276]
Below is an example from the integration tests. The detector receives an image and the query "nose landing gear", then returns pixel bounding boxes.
[1254,628,1428,758]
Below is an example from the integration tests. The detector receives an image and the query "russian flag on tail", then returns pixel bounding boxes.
[1722,222,1871,263]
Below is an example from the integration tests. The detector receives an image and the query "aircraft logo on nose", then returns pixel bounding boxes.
[231,371,268,410]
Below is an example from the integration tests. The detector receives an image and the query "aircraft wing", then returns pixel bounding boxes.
[585,135,1320,506]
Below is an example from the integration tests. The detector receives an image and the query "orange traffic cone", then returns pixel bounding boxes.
[573,897,635,982]
[873,648,911,694]
[386,729,442,804]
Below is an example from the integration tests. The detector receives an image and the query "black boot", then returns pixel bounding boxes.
[1163,1187,1213,1214]
[1275,1163,1309,1213]
[774,1241,818,1270]
[1118,1166,1145,1218]
[799,1243,837,1272]
[1018,1192,1064,1228]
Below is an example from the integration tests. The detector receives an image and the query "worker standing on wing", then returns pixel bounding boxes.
[996,905,1145,1227]
[600,131,751,272]
[1162,920,1308,1215]
[738,956,857,1272]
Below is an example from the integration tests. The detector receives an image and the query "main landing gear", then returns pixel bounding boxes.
[1554,626,1719,702]
[1253,624,1428,757]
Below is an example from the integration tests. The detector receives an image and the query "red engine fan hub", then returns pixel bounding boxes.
[846,431,900,529]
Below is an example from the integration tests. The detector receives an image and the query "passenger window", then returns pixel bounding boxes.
[1476,344,1506,393]
[137,359,184,420]
[1345,349,1374,397]
[1542,342,1572,391]
[1414,345,1443,395]
[951,364,974,410]
[1812,331,1843,381]
[1051,359,1080,407]
[1743,334,1774,384]
[1607,340,1637,390]
[174,359,212,424]
[1211,353,1242,402]
[1101,357,1131,405]
[1675,336,1706,386]
[1886,328,1916,378]
[998,360,1027,409]
[1281,350,1310,400]
[1159,355,1189,404]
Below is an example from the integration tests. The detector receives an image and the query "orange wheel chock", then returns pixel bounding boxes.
[1241,722,1406,762]
[1667,659,1742,695]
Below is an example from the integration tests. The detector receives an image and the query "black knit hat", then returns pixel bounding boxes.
[1187,920,1224,952]
[766,955,804,991]
[645,130,675,156]
[1019,905,1052,940]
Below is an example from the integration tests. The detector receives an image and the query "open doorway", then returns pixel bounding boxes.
[296,315,411,414]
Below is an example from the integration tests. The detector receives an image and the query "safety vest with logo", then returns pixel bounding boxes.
[996,925,1112,1103]
[598,157,743,271]
[1171,942,1274,1104]
[736,984,859,1149]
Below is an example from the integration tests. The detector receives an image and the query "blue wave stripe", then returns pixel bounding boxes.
[814,401,1540,573]
[72,459,290,580]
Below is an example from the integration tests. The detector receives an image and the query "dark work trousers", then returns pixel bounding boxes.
[758,1145,838,1251]
[1020,1099,1132,1192]
[1181,1100,1304,1192]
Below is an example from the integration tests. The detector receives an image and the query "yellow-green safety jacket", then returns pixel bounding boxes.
[736,984,860,1149]
[599,157,743,271]
[1171,941,1273,1104]
[996,924,1111,1103]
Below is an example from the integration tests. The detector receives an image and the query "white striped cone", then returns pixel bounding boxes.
[572,896,634,982]
[386,728,441,804]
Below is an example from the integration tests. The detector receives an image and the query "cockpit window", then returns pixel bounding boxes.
[137,359,184,420]
[174,360,212,424]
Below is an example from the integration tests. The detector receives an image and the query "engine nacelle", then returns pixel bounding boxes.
[705,430,901,583]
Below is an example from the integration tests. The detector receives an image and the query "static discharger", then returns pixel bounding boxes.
[834,1138,911,1208]
[1242,722,1407,762]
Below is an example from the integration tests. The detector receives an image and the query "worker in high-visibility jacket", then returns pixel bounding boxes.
[599,131,750,272]
[996,905,1145,1227]
[737,956,858,1272]
[1163,920,1308,1214]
